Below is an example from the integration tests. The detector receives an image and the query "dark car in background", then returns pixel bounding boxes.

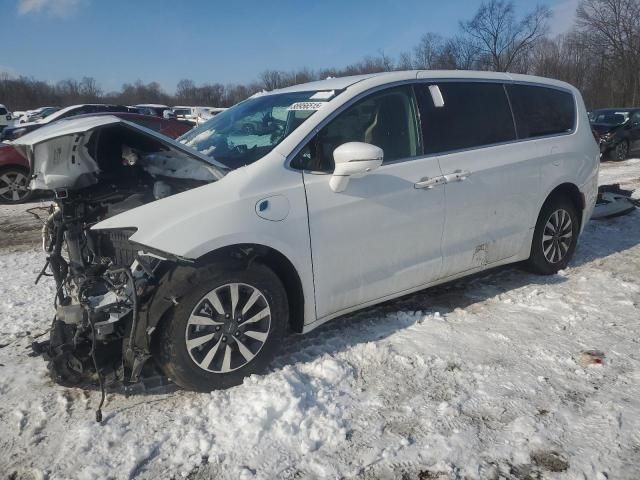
[0,112,192,204]
[0,104,134,142]
[590,108,640,160]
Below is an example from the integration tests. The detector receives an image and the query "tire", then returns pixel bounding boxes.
[611,140,629,161]
[0,166,33,204]
[525,195,580,275]
[154,261,288,391]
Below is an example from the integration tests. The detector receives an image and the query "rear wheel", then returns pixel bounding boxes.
[611,140,629,161]
[0,167,32,204]
[525,195,579,275]
[154,261,288,391]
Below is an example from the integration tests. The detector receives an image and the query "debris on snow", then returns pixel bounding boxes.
[577,349,605,367]
[530,449,570,472]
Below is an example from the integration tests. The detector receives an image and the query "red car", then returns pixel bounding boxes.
[0,113,192,204]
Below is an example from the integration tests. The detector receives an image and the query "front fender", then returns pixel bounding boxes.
[93,163,317,327]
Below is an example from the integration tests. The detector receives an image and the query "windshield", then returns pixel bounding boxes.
[591,110,630,126]
[179,91,327,169]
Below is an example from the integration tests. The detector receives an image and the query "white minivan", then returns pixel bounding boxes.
[16,71,599,391]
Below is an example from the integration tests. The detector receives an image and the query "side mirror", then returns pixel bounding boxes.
[329,142,383,192]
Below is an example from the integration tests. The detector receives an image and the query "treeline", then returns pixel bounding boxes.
[2,0,639,111]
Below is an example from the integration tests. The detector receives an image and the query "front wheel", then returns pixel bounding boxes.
[154,261,288,391]
[525,195,579,275]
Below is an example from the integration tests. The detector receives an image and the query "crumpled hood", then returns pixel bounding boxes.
[12,115,227,191]
[13,115,122,145]
[91,167,251,257]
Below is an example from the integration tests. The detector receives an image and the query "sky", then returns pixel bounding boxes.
[3,0,580,93]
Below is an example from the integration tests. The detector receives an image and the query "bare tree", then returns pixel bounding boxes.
[377,50,395,71]
[396,51,414,70]
[5,0,640,113]
[413,33,445,69]
[260,70,286,91]
[575,0,640,105]
[460,0,551,72]
[78,77,102,102]
[176,79,196,103]
[440,36,480,69]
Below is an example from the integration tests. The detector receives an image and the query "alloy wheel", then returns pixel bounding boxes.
[0,170,30,203]
[615,141,628,161]
[185,282,271,373]
[542,209,573,264]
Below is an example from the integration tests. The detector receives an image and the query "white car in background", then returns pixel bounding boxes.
[25,106,60,123]
[10,111,29,125]
[171,105,198,124]
[134,104,171,117]
[8,106,60,126]
[1,104,131,141]
[172,105,226,125]
[15,70,599,393]
[0,105,11,132]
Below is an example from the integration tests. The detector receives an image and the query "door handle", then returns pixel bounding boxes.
[443,169,472,183]
[414,176,446,189]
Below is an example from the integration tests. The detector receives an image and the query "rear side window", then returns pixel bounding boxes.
[415,82,516,154]
[0,108,7,115]
[506,84,575,139]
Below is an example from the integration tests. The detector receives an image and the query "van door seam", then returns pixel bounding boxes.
[300,170,319,322]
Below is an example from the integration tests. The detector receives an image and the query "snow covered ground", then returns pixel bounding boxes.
[1,160,639,480]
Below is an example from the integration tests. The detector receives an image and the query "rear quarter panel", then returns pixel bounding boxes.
[535,89,599,232]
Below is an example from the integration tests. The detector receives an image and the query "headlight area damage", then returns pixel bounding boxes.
[14,116,225,418]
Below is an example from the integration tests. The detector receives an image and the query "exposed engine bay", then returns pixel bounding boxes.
[17,118,225,415]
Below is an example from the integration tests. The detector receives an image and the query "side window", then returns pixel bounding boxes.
[631,111,640,125]
[0,108,7,115]
[292,86,421,171]
[506,84,575,139]
[415,82,516,154]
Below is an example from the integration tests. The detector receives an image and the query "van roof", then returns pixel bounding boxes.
[271,70,575,95]
[273,73,384,93]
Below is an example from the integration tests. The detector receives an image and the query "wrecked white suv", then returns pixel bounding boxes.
[15,71,598,393]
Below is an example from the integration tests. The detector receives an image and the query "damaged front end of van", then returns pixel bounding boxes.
[15,116,227,392]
